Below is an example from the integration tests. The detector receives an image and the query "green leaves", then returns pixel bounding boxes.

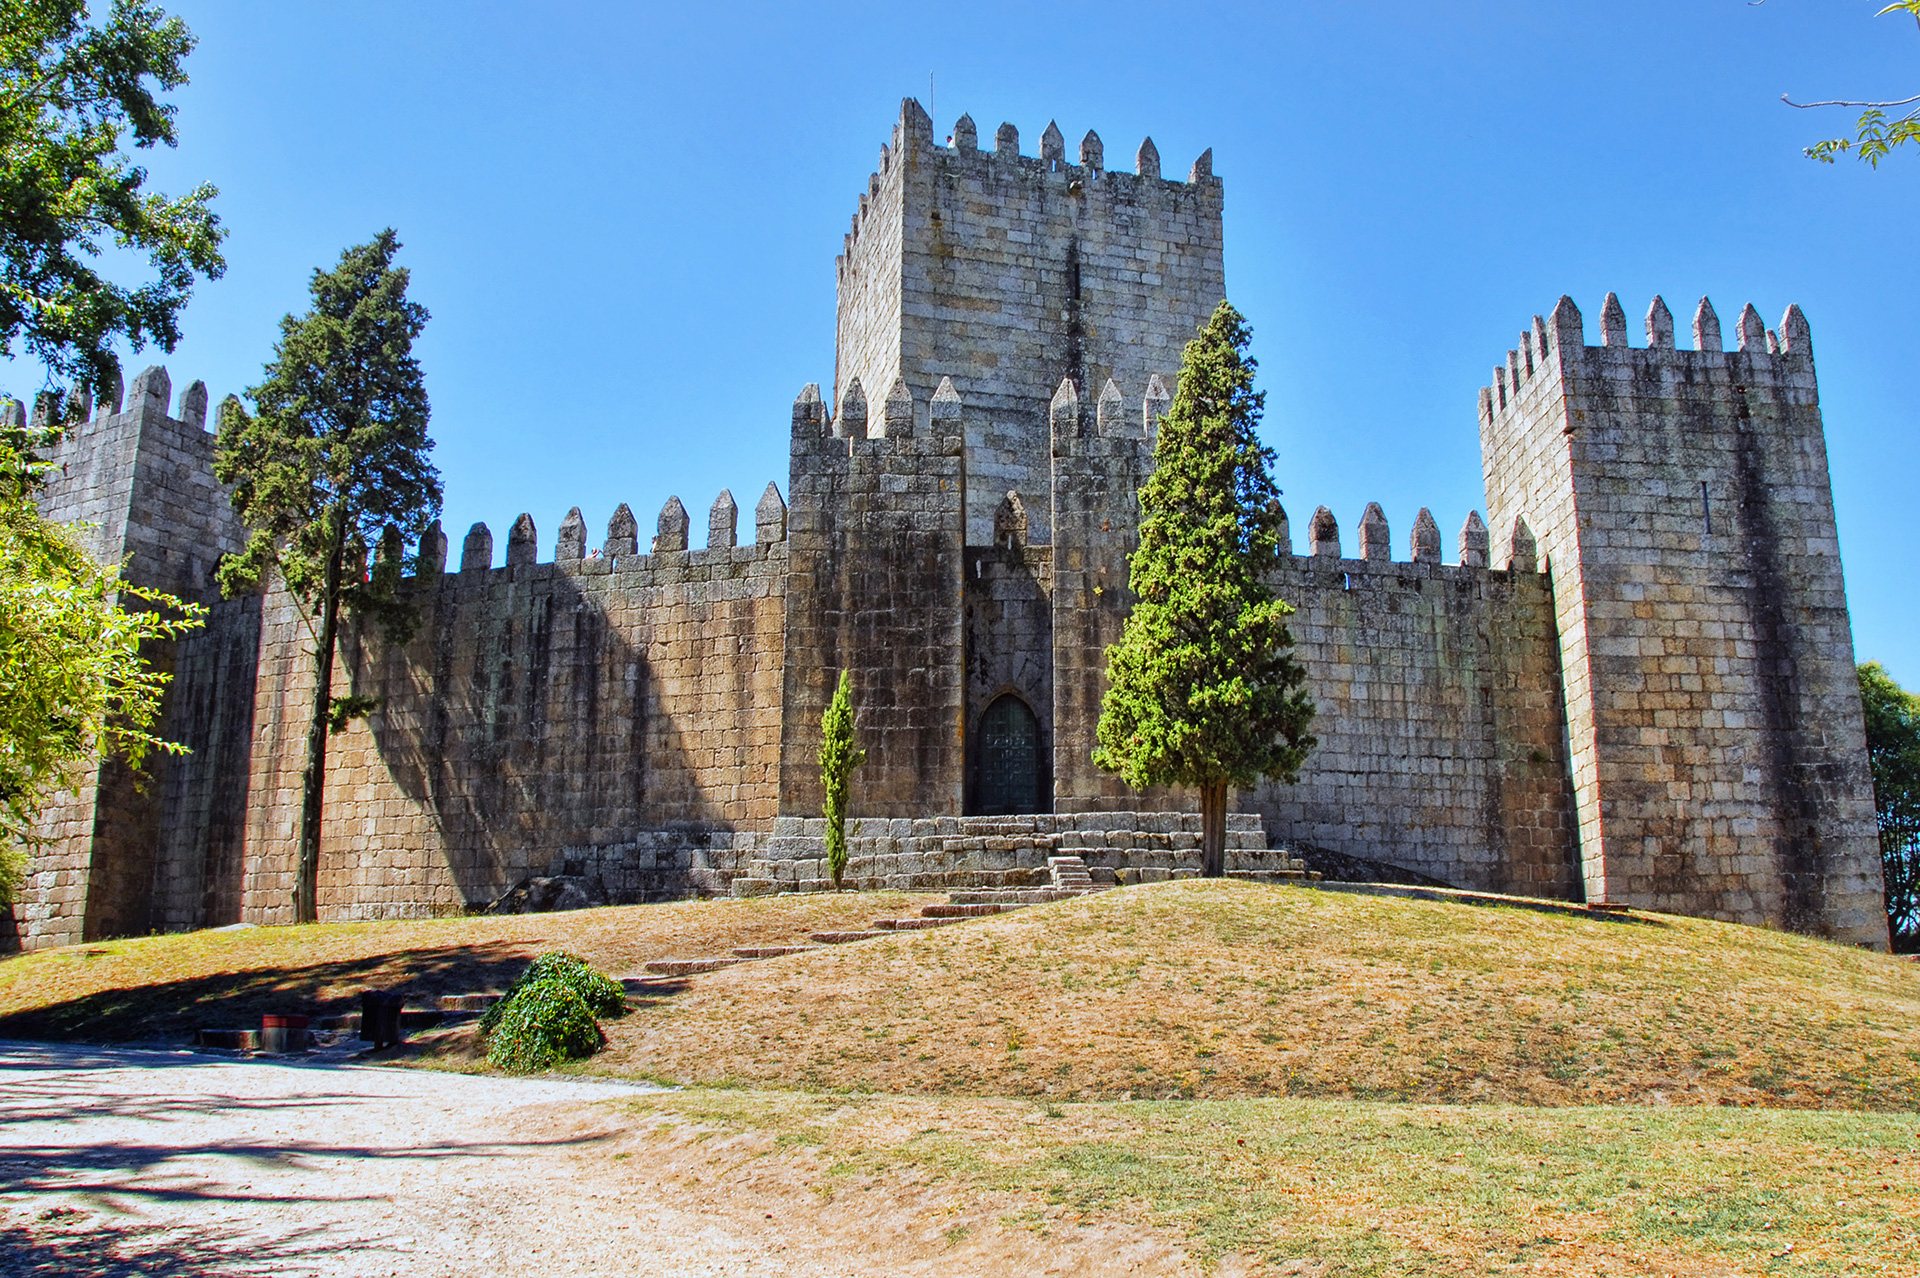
[1792,2,1920,167]
[1094,301,1316,797]
[0,408,202,901]
[820,669,865,889]
[1804,108,1920,168]
[1857,662,1920,943]
[213,229,441,638]
[479,953,625,1072]
[0,0,225,402]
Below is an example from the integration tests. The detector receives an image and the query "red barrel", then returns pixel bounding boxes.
[260,1014,309,1054]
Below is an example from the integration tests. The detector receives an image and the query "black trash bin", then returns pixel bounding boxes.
[360,991,405,1048]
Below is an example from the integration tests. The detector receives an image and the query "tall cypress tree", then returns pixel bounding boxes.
[213,230,440,923]
[819,669,865,890]
[1094,301,1316,877]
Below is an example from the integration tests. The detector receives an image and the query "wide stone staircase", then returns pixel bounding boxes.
[728,811,1318,896]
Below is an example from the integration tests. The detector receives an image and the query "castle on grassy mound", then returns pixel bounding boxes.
[6,100,1889,951]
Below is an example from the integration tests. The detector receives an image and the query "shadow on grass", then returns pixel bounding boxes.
[0,942,539,1045]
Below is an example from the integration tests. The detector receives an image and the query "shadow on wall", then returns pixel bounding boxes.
[326,516,752,911]
[154,594,264,932]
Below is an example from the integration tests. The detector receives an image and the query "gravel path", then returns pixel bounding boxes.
[0,1041,1221,1277]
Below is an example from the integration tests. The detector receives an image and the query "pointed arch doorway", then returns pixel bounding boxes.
[975,693,1043,815]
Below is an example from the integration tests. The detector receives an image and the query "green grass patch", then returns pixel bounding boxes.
[621,1087,1920,1275]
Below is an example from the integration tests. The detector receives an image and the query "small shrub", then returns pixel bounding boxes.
[481,951,624,1034]
[486,980,604,1074]
[479,950,626,1073]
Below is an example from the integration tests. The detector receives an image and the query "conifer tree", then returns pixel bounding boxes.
[213,231,439,924]
[1094,301,1316,877]
[819,669,865,890]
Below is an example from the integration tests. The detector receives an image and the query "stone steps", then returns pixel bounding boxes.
[731,944,819,958]
[438,993,504,1012]
[872,917,962,930]
[643,956,743,976]
[920,902,1011,918]
[946,888,1083,906]
[807,930,889,944]
[1048,855,1095,891]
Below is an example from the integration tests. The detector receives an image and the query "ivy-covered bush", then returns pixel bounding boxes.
[480,951,626,1073]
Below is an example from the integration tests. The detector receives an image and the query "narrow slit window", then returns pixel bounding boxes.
[1701,481,1711,536]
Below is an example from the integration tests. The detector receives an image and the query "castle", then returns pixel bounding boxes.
[6,100,1890,951]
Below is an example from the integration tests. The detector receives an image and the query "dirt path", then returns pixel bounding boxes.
[0,1041,1227,1277]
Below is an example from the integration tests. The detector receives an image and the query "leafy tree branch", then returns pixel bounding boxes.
[1781,1,1920,166]
[0,0,225,404]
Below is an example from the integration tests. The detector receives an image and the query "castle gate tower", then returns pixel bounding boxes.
[834,99,1225,547]
[1479,293,1887,947]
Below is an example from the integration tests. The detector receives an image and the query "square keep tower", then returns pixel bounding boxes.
[834,99,1225,546]
[1479,293,1886,947]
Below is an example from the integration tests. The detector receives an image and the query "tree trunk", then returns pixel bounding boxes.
[295,524,346,924]
[1200,780,1229,878]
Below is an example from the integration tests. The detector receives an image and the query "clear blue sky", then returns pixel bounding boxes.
[7,2,1918,680]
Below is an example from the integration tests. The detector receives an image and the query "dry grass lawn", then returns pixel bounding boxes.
[0,892,939,1043]
[590,880,1920,1109]
[4,880,1917,1274]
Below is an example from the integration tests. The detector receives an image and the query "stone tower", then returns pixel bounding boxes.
[14,370,256,947]
[1479,292,1886,946]
[834,99,1225,546]
[778,378,968,818]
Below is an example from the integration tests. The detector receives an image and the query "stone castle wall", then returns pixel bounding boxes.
[776,382,968,819]
[1247,542,1579,897]
[5,100,1886,951]
[234,499,789,924]
[7,372,247,947]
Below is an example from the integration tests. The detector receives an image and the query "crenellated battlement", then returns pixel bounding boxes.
[1478,292,1816,428]
[416,483,789,585]
[10,362,219,434]
[836,99,1220,279]
[1280,501,1540,575]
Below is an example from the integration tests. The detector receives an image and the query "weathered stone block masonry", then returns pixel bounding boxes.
[7,99,1889,950]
